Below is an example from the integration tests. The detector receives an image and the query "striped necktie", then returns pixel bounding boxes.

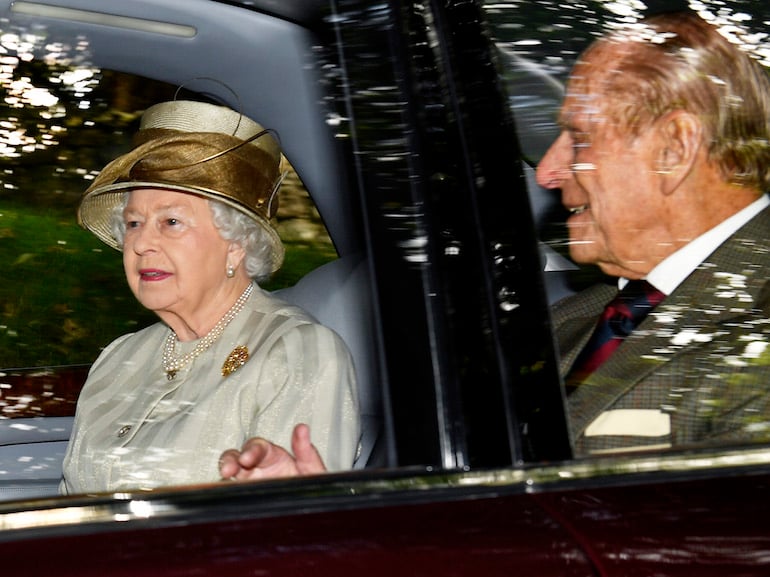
[567,279,665,386]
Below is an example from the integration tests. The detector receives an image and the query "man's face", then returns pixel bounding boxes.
[535,50,667,279]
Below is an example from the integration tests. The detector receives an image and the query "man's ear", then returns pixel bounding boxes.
[655,110,703,195]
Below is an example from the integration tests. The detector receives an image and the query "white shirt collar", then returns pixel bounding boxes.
[620,195,769,294]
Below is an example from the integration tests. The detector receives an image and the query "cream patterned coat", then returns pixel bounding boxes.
[61,285,360,493]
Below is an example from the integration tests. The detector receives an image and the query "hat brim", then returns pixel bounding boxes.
[78,180,285,275]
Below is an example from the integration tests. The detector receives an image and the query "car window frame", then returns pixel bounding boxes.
[4,3,770,566]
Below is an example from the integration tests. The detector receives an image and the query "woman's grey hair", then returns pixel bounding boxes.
[110,192,277,282]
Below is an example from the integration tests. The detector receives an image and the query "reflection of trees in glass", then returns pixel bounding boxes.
[0,31,174,192]
[0,33,97,158]
[485,0,770,74]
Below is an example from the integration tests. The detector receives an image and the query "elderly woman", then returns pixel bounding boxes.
[60,100,360,493]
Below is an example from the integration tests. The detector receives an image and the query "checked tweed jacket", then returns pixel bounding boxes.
[551,205,770,455]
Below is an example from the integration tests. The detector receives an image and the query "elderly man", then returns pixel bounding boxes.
[537,11,770,454]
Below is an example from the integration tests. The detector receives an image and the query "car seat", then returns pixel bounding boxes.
[274,253,382,469]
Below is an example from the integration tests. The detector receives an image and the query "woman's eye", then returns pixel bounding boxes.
[166,218,179,226]
[126,220,140,229]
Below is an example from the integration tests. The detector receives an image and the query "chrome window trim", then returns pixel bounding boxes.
[1,444,768,539]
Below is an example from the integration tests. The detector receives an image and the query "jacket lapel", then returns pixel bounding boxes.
[551,281,617,374]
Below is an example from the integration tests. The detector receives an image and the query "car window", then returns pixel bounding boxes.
[482,0,770,455]
[0,35,335,371]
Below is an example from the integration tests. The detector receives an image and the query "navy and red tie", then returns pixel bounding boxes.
[567,279,665,387]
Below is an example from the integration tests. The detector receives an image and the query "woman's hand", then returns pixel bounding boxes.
[219,423,327,481]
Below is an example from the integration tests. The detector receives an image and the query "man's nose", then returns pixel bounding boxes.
[535,132,572,189]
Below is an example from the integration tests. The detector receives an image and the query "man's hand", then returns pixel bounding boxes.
[219,423,327,481]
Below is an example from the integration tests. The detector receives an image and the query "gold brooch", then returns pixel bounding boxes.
[222,345,249,377]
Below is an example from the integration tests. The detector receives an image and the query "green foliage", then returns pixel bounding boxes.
[0,200,135,366]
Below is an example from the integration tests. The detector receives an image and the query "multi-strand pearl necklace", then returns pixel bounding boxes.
[162,283,254,380]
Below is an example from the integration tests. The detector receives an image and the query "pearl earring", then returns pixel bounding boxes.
[226,264,235,278]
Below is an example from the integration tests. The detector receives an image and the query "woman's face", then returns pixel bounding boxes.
[122,188,235,322]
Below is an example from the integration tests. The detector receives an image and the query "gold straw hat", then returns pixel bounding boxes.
[77,100,285,274]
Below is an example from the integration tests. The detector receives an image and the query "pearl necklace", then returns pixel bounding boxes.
[162,283,253,380]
